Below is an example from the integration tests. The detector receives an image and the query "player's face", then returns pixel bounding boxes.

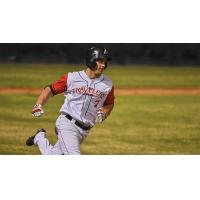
[94,60,106,77]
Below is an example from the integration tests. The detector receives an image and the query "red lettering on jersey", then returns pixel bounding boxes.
[70,86,106,99]
[80,87,86,93]
[88,87,93,94]
[94,90,101,96]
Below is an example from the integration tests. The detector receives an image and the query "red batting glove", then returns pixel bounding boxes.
[32,104,44,117]
[95,108,106,123]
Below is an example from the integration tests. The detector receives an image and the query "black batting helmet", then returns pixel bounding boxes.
[85,47,111,70]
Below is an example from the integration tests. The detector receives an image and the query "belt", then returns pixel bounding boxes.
[65,114,91,131]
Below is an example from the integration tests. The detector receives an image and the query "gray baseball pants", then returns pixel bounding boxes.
[34,114,89,155]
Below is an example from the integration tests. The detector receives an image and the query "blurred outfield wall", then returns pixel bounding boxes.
[0,43,200,66]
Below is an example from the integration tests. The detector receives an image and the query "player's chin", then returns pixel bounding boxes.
[98,68,105,73]
[95,70,103,76]
[96,72,103,77]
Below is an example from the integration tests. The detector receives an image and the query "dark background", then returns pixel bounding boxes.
[0,43,200,66]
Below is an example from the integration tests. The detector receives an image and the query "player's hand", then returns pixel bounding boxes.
[32,104,44,117]
[95,108,106,123]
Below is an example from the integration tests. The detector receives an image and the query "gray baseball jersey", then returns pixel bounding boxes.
[50,70,114,126]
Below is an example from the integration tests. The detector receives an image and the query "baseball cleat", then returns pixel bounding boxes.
[26,128,46,146]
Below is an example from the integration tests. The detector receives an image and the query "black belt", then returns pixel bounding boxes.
[65,114,91,131]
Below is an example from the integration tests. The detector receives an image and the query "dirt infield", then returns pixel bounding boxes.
[115,88,200,96]
[1,87,200,96]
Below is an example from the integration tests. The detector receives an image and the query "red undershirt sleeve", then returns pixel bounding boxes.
[50,74,68,95]
[103,86,115,106]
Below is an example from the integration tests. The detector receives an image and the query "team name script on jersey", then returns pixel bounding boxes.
[71,86,106,99]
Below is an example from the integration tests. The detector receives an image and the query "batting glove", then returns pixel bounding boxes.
[32,104,44,117]
[95,108,106,123]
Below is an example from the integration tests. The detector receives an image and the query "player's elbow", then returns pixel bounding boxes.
[104,103,114,117]
[44,86,54,97]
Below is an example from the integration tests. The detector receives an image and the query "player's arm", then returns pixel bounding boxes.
[95,87,115,123]
[101,103,114,117]
[31,86,53,117]
[32,74,68,117]
[36,86,53,105]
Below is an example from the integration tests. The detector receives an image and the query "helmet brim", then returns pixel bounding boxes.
[95,56,112,62]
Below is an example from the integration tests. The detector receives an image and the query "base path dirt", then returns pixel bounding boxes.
[115,88,200,96]
[1,87,200,96]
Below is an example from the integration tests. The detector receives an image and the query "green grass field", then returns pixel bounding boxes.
[0,63,200,154]
[1,63,200,88]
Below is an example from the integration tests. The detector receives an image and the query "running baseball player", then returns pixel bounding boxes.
[26,47,115,155]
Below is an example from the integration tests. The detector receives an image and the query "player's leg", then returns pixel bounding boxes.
[55,114,85,155]
[56,128,82,155]
[33,130,63,155]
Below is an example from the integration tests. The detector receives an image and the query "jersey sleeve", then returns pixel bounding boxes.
[103,86,115,106]
[50,74,68,95]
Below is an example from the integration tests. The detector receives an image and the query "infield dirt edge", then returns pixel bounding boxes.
[1,87,200,96]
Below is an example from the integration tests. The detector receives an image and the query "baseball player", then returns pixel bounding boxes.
[26,47,115,155]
